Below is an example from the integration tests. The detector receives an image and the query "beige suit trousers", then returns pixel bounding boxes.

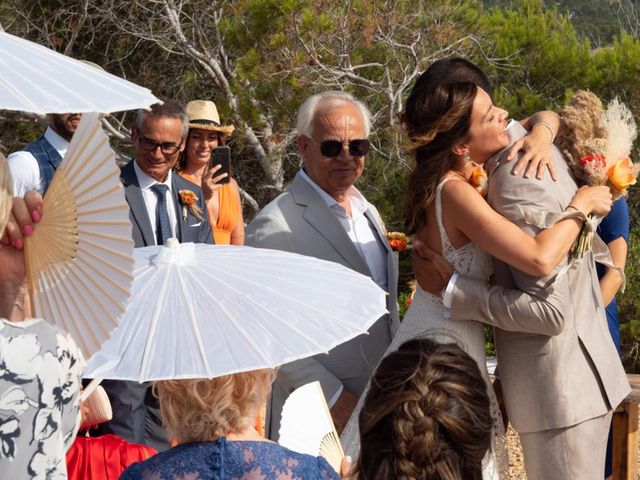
[519,410,613,480]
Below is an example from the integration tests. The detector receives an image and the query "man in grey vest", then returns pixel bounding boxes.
[7,113,82,197]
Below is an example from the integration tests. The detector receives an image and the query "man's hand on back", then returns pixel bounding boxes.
[412,239,454,295]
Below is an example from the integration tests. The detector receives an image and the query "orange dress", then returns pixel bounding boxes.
[180,173,242,245]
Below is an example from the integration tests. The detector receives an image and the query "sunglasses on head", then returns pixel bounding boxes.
[309,137,370,157]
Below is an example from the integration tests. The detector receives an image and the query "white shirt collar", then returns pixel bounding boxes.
[43,127,70,156]
[299,168,368,215]
[133,160,173,191]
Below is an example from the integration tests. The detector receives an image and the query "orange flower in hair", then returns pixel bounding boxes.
[470,166,488,197]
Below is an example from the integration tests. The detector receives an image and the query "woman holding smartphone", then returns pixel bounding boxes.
[176,100,245,245]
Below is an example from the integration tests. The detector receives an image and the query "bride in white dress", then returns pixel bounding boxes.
[341,72,612,479]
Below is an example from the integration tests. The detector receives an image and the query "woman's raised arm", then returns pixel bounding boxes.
[444,179,611,277]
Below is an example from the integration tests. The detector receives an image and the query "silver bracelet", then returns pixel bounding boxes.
[532,120,555,143]
[565,204,585,221]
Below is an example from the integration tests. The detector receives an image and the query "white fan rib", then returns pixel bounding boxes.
[76,244,133,282]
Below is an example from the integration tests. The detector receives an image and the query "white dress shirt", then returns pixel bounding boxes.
[133,161,178,245]
[300,169,389,405]
[300,169,388,291]
[8,127,69,197]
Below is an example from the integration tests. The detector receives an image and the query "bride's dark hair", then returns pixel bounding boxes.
[355,338,492,480]
[402,77,478,235]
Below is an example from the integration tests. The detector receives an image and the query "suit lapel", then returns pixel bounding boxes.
[121,162,155,246]
[364,209,390,255]
[363,208,396,295]
[291,173,371,276]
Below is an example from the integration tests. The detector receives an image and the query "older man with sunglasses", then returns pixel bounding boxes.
[94,100,213,451]
[246,91,399,439]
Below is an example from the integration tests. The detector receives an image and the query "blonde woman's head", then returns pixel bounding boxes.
[154,369,275,444]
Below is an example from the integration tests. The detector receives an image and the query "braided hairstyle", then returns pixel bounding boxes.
[356,338,492,480]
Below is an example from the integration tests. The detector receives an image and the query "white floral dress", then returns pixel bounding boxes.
[0,318,84,479]
[341,178,508,479]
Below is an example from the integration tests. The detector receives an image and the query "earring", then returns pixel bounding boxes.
[464,151,471,163]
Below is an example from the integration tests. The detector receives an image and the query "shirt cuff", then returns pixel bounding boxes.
[327,384,344,409]
[443,272,459,308]
[442,272,459,319]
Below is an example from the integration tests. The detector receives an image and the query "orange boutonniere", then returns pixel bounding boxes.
[470,166,488,197]
[178,189,203,221]
[387,232,410,252]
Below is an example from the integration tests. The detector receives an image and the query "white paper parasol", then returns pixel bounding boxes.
[0,31,159,114]
[24,113,134,357]
[84,241,387,382]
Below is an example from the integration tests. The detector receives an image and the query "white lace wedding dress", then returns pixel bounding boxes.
[341,177,508,479]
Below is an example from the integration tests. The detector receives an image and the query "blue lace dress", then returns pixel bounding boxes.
[119,437,339,480]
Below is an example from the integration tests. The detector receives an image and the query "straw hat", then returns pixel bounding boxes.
[186,100,235,136]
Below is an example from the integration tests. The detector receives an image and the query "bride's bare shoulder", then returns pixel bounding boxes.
[440,177,479,201]
[440,177,492,220]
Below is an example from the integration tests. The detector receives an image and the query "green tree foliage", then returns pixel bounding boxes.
[479,0,594,115]
[484,0,640,45]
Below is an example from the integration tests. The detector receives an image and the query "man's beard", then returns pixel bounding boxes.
[50,114,80,141]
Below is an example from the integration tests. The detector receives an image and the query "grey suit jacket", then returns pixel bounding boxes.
[449,123,629,433]
[96,161,214,451]
[246,171,399,439]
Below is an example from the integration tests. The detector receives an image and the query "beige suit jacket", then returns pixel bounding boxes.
[449,123,629,433]
[246,170,399,438]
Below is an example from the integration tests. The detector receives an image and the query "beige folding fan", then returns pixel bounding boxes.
[24,112,133,358]
[278,381,345,473]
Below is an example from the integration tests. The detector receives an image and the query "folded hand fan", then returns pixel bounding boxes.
[24,112,134,358]
[278,381,344,473]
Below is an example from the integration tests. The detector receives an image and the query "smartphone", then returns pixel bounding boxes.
[210,146,231,184]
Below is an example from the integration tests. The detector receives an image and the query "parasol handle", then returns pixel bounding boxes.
[81,377,103,402]
[23,236,36,318]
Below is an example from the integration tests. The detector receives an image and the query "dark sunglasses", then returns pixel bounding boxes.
[136,131,182,155]
[309,137,370,157]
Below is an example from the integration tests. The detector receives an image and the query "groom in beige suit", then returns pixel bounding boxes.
[414,58,630,480]
[246,91,399,440]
